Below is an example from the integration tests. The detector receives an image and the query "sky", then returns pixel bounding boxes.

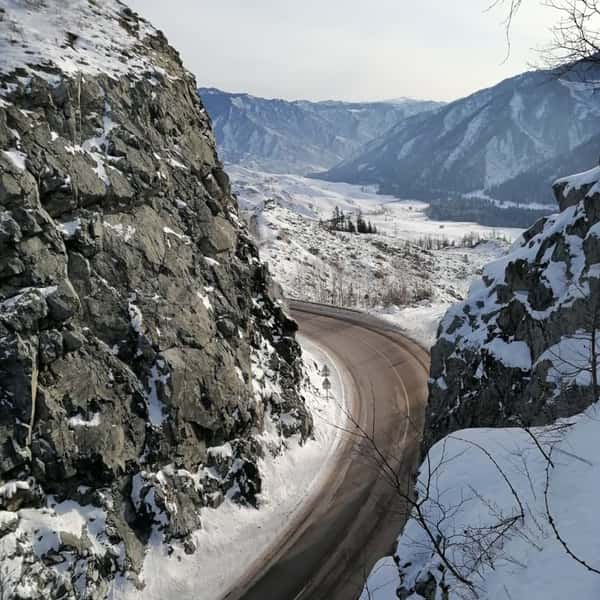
[126,1,558,103]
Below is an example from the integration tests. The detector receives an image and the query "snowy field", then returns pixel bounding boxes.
[230,166,523,349]
[110,335,349,600]
[362,404,600,599]
[230,165,523,243]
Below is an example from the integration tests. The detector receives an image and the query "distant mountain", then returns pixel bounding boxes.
[489,130,600,206]
[198,87,442,174]
[318,66,600,212]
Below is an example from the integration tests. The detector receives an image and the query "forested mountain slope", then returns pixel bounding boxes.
[199,87,441,174]
[320,66,600,214]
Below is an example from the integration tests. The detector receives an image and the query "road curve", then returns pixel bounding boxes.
[228,301,430,600]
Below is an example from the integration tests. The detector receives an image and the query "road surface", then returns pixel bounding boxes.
[227,301,430,600]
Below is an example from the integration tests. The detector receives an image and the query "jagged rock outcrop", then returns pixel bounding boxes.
[426,165,600,449]
[0,2,311,597]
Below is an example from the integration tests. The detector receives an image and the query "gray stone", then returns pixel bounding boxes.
[46,279,80,322]
[0,6,311,596]
[216,317,236,338]
[62,329,86,352]
[39,330,63,365]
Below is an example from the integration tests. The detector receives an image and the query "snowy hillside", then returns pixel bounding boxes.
[0,0,159,85]
[363,406,600,600]
[361,166,600,599]
[229,167,521,348]
[319,65,600,223]
[199,88,442,175]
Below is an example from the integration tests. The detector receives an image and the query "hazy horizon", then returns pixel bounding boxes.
[126,1,557,103]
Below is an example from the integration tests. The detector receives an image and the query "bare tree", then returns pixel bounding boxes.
[543,446,600,575]
[328,397,532,597]
[492,0,600,74]
[542,0,600,69]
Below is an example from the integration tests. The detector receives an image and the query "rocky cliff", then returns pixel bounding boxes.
[0,2,311,597]
[426,165,600,449]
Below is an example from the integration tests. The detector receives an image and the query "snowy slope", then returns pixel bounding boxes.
[199,88,442,175]
[362,406,600,599]
[230,167,521,349]
[319,65,600,213]
[0,0,160,87]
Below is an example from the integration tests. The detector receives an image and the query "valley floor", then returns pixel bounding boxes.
[229,166,523,348]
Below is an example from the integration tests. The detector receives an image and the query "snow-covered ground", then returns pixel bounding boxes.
[230,165,522,243]
[110,335,348,600]
[0,0,160,92]
[362,404,600,599]
[230,166,523,349]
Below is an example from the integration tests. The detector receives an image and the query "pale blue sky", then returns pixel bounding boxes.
[126,1,556,103]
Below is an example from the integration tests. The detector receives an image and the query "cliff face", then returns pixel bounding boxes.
[0,2,311,597]
[426,166,600,449]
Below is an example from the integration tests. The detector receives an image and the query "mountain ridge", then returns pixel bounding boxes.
[199,87,443,175]
[316,65,600,219]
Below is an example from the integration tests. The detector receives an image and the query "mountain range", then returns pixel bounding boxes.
[318,65,600,211]
[199,87,442,174]
[202,67,600,226]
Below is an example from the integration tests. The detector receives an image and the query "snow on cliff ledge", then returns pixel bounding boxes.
[0,0,164,93]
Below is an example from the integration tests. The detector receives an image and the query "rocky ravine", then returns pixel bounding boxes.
[0,1,311,597]
[426,165,600,449]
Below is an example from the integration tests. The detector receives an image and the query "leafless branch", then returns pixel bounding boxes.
[543,447,600,574]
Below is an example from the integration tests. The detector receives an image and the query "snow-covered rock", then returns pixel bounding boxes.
[427,166,600,447]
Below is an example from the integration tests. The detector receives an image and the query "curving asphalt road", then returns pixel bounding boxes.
[226,301,430,600]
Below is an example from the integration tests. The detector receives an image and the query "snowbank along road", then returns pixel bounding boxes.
[227,301,430,600]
